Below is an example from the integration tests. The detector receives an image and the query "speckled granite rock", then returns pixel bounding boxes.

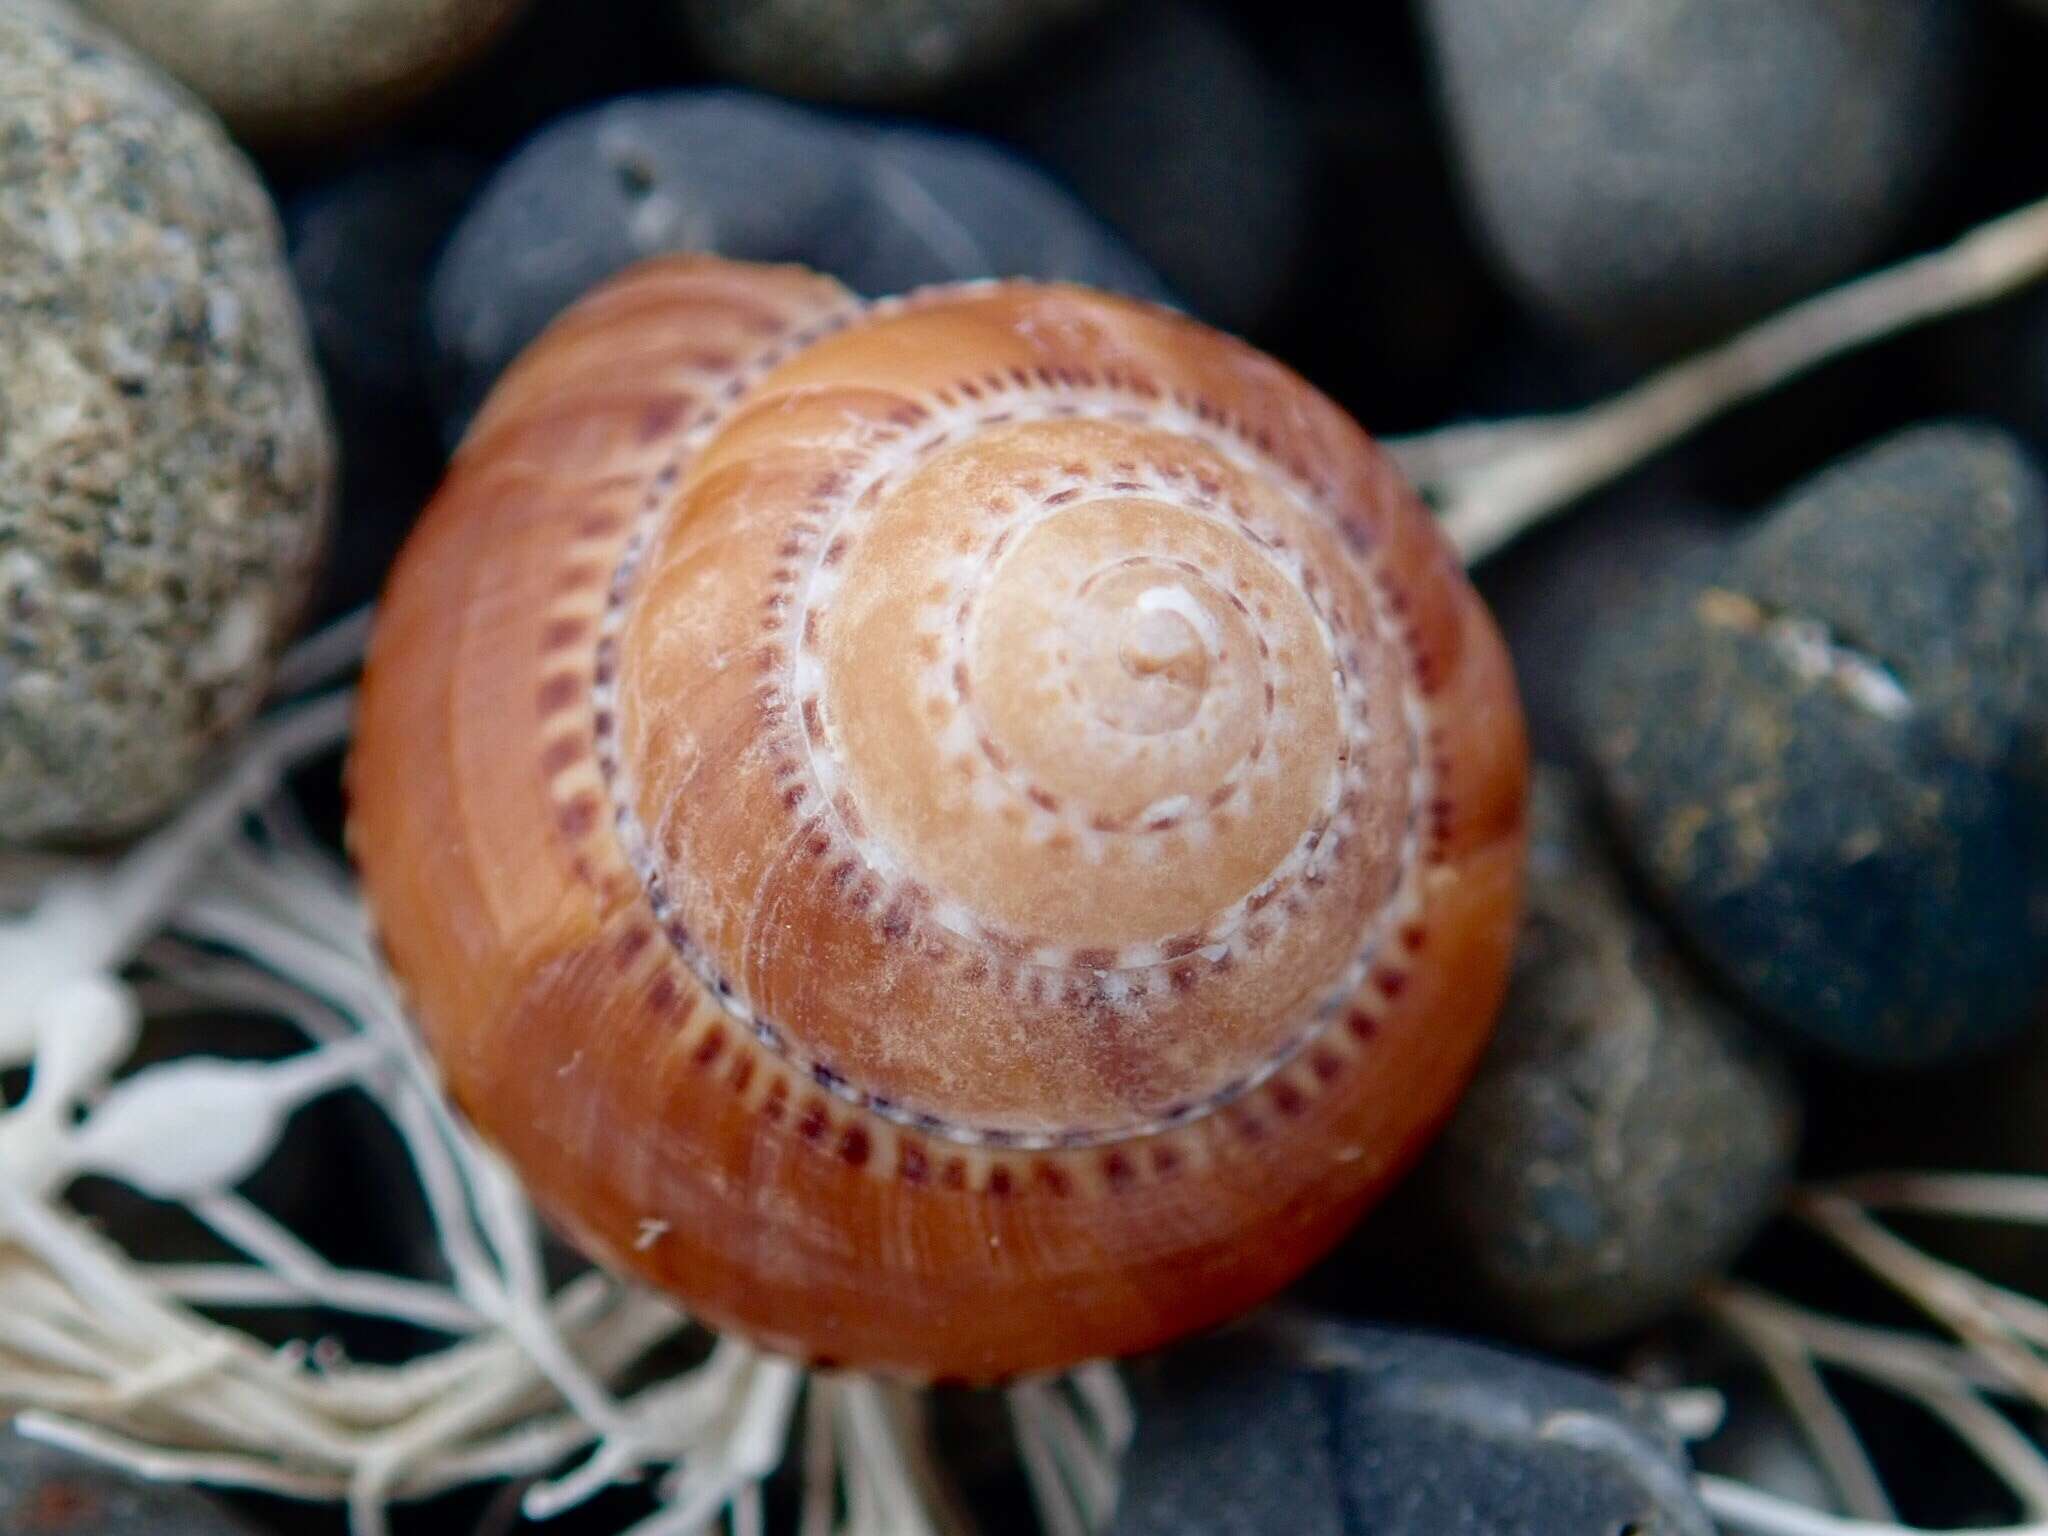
[79,0,531,144]
[0,1428,259,1534]
[674,0,1105,102]
[1113,1326,1714,1536]
[1584,425,2048,1063]
[0,0,333,845]
[1423,768,1797,1346]
[427,90,1171,443]
[1420,0,1971,352]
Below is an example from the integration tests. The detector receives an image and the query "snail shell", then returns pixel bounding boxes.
[348,258,1527,1379]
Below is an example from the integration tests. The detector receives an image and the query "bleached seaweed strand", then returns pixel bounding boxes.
[1392,188,2048,562]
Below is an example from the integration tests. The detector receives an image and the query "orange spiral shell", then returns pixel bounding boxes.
[347,257,1527,1379]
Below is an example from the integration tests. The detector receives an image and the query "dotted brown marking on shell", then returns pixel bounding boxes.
[495,277,1479,1192]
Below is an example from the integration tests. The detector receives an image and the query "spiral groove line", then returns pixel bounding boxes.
[583,285,1443,1151]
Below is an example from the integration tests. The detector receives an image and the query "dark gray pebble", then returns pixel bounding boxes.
[1475,473,1730,764]
[1113,1324,1713,1536]
[426,90,1171,444]
[674,0,1106,103]
[1583,424,2048,1063]
[287,152,483,619]
[990,0,1311,333]
[1421,767,1798,1347]
[1420,0,1972,353]
[0,1429,259,1535]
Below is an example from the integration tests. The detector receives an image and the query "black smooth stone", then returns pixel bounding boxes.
[426,90,1171,443]
[286,151,484,619]
[1474,469,1729,766]
[670,0,1109,104]
[983,0,1312,333]
[1417,766,1798,1347]
[1113,1325,1714,1536]
[1582,423,2048,1064]
[1420,0,1974,354]
[0,1429,259,1535]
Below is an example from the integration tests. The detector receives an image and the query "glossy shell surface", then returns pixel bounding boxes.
[349,257,1526,1377]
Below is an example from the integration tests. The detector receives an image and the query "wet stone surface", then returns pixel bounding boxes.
[1420,767,1798,1347]
[426,89,1171,444]
[1583,424,2048,1063]
[1113,1325,1715,1536]
[671,0,1107,104]
[0,1429,261,1535]
[1420,0,1971,353]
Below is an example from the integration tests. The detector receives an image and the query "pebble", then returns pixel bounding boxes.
[77,0,532,145]
[1421,768,1797,1347]
[287,152,483,619]
[1113,1325,1714,1536]
[0,0,333,846]
[1475,474,1729,764]
[0,1428,259,1535]
[674,0,1106,103]
[426,90,1170,444]
[1582,424,2048,1063]
[986,0,1311,332]
[1419,0,1972,352]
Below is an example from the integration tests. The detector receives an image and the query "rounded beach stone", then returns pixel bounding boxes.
[1475,474,1729,765]
[1583,424,2048,1063]
[1419,0,1972,352]
[77,0,532,145]
[994,0,1311,332]
[287,152,482,619]
[426,90,1171,443]
[0,0,333,846]
[0,1429,260,1534]
[1113,1325,1714,1536]
[674,0,1106,102]
[1422,767,1798,1347]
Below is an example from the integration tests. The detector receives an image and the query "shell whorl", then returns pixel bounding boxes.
[350,257,1527,1376]
[598,290,1435,1146]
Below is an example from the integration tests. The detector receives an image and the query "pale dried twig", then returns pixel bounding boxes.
[1392,189,2048,563]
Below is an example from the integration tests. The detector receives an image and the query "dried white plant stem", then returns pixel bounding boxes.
[0,613,1133,1536]
[1393,189,2048,563]
[1700,1167,2048,1536]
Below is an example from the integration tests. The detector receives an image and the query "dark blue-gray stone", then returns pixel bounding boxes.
[1113,1325,1713,1536]
[990,0,1310,333]
[1420,768,1797,1346]
[1582,424,2048,1064]
[287,151,483,620]
[1474,474,1730,765]
[672,0,1106,103]
[1420,0,1973,353]
[426,89,1171,444]
[0,1429,258,1534]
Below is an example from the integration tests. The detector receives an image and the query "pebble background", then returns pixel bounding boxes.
[1583,425,2048,1065]
[7,0,2048,1531]
[0,0,332,845]
[1420,768,1798,1347]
